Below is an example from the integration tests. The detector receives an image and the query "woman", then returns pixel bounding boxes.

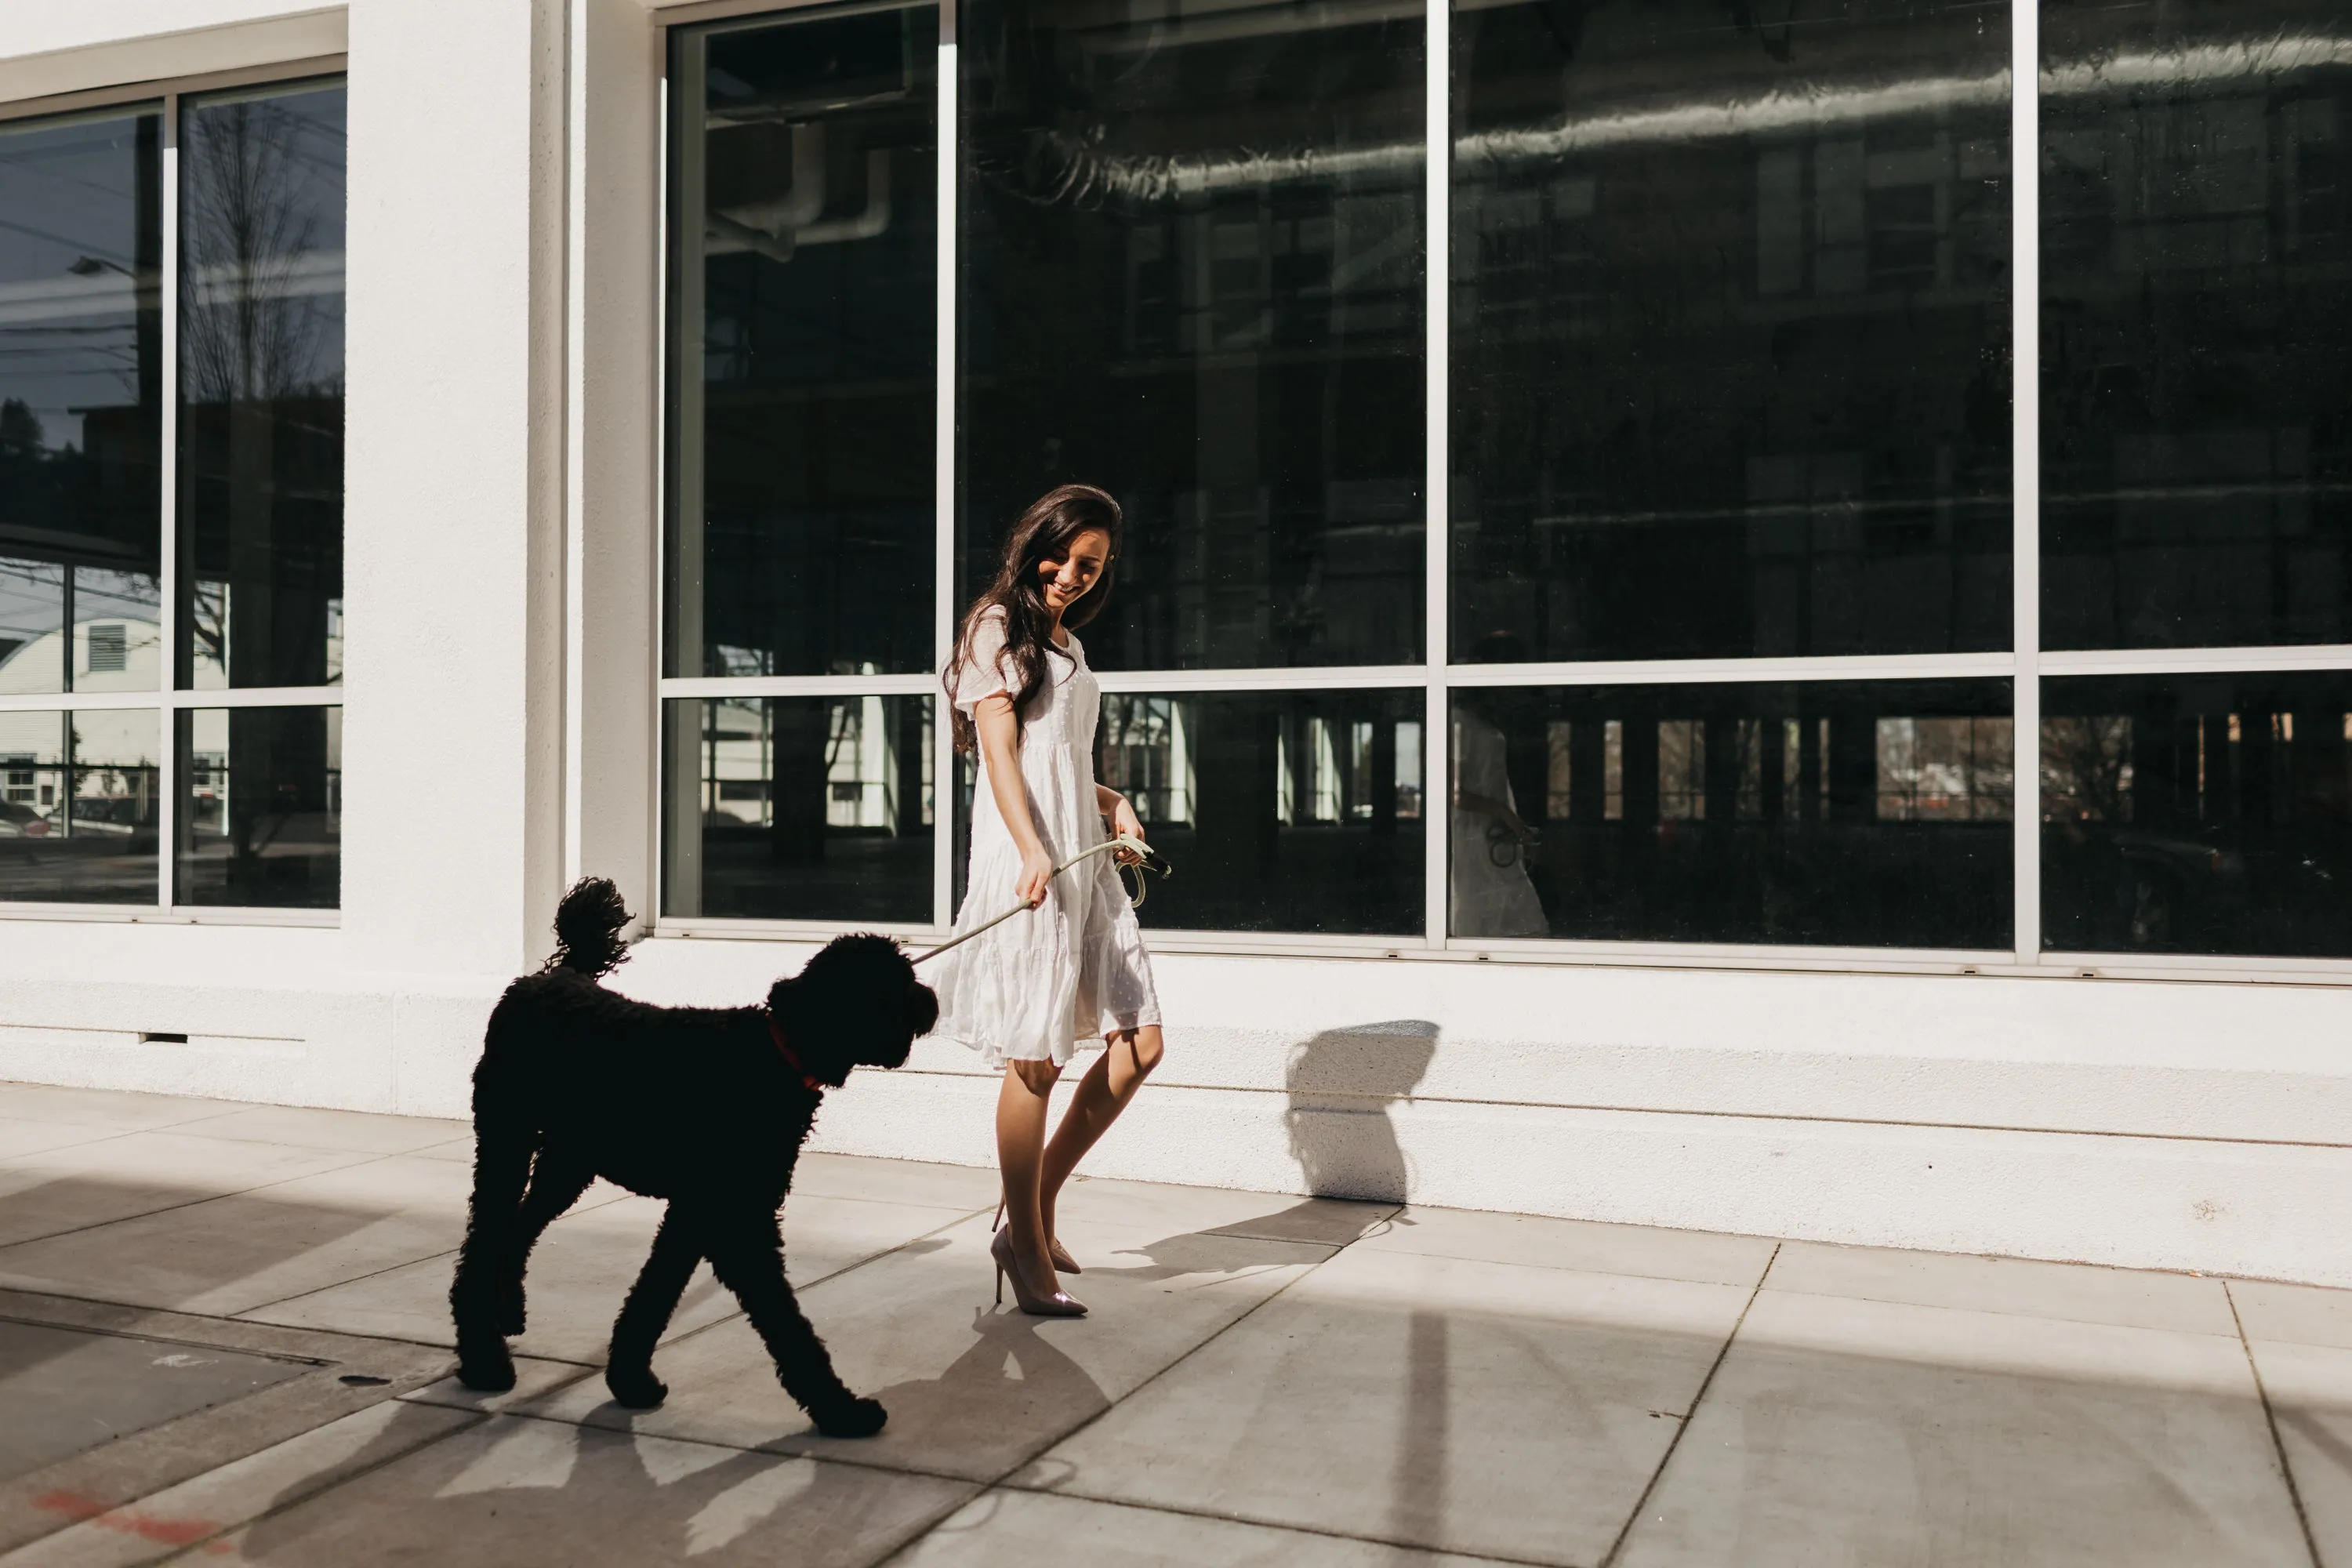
[930,484,1162,1317]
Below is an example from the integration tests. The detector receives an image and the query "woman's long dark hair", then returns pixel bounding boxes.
[947,483,1121,753]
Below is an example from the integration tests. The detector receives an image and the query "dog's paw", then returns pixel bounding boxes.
[456,1338,517,1395]
[809,1394,887,1439]
[605,1364,668,1410]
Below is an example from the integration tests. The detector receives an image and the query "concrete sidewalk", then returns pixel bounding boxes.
[0,1080,2343,1566]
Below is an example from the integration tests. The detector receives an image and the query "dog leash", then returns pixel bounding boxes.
[910,834,1169,966]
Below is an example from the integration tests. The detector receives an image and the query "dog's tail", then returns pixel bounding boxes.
[543,877,632,978]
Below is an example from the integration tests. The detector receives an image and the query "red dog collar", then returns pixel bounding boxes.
[767,1013,826,1095]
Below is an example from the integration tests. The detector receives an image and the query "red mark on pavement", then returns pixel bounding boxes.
[34,1490,223,1547]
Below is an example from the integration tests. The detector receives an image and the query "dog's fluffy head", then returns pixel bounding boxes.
[768,934,937,1084]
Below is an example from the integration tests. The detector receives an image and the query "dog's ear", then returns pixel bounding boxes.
[775,934,929,1082]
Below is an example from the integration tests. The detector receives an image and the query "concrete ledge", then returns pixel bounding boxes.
[0,4,345,105]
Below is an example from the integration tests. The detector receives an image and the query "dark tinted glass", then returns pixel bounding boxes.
[1451,680,2012,946]
[1451,0,2011,662]
[176,705,340,907]
[0,709,158,903]
[960,0,1425,670]
[0,110,163,696]
[667,7,938,679]
[663,695,935,920]
[953,689,1425,934]
[179,82,346,690]
[2043,1,2352,650]
[2043,673,2352,957]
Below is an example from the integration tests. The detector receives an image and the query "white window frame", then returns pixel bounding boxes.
[0,59,349,926]
[649,0,2352,985]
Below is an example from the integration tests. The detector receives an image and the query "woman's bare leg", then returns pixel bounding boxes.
[996,1058,1065,1290]
[1039,1025,1163,1244]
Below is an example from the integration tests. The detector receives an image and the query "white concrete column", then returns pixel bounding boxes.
[564,0,660,925]
[342,0,568,978]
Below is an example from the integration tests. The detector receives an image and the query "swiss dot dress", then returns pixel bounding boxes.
[928,608,1161,1069]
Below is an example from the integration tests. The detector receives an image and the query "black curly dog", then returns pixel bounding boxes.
[449,878,937,1438]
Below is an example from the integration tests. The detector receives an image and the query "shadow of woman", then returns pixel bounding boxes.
[1072,1021,1442,1281]
[848,1306,1112,1467]
[1283,1018,1438,1204]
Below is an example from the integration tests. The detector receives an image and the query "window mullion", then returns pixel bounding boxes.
[158,91,180,913]
[1423,0,1450,950]
[933,3,958,930]
[2011,0,2041,965]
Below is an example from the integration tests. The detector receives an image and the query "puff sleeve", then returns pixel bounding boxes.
[953,608,1013,713]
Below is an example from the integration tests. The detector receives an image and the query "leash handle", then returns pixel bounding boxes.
[909,835,1167,966]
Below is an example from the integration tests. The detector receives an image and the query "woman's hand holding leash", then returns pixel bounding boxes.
[1107,795,1148,866]
[913,834,1169,965]
[1015,843,1054,907]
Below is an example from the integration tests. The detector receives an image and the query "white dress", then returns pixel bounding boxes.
[927,608,1161,1069]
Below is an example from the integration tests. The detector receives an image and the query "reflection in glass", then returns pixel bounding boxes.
[0,110,163,691]
[667,8,938,679]
[176,705,340,907]
[178,81,345,689]
[2043,674,2352,956]
[0,708,158,903]
[2043,0,2352,650]
[1451,681,2011,946]
[663,695,935,920]
[0,562,162,695]
[1451,0,2010,662]
[960,0,1425,670]
[953,690,1422,934]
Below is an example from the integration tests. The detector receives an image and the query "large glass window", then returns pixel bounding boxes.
[666,5,939,680]
[0,75,343,916]
[2042,0,2352,651]
[178,81,346,691]
[0,709,158,904]
[663,694,935,921]
[655,3,2352,971]
[955,689,1426,935]
[2043,673,2352,958]
[958,0,1427,671]
[0,108,162,701]
[175,705,338,907]
[1451,0,2011,662]
[1450,681,2011,946]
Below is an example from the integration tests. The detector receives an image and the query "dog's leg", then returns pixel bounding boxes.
[698,1204,885,1439]
[451,1124,534,1393]
[604,1206,700,1409]
[502,1150,596,1335]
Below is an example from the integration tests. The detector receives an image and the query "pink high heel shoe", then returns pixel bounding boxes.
[990,1228,1087,1317]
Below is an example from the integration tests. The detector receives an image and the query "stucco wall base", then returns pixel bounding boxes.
[3,932,2347,1288]
[811,1064,2352,1288]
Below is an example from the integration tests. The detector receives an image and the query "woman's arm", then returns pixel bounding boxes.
[1095,784,1147,860]
[975,694,1056,906]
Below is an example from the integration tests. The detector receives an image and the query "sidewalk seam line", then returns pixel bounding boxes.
[871,1215,1376,1568]
[1599,1240,1779,1568]
[0,1144,405,1252]
[2226,1279,2324,1568]
[144,1406,495,1566]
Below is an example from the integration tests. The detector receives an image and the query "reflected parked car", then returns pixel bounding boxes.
[0,801,52,837]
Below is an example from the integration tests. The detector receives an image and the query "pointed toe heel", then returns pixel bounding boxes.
[989,1228,1087,1318]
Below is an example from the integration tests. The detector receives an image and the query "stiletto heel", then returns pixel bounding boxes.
[997,1192,1081,1274]
[989,1229,1086,1317]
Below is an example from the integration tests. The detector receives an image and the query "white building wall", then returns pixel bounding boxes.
[1,0,2348,1290]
